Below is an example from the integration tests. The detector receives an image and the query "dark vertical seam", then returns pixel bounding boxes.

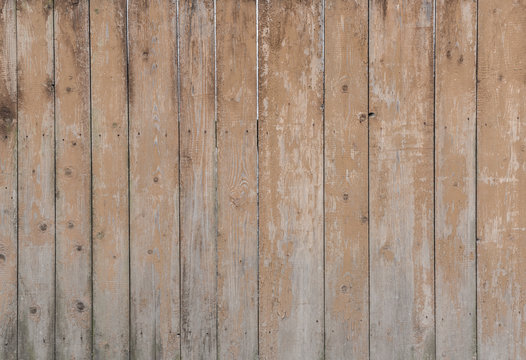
[255,0,260,357]
[176,0,182,357]
[15,0,19,357]
[433,0,437,357]
[367,0,371,357]
[321,0,326,357]
[475,0,479,357]
[125,0,131,358]
[88,0,94,356]
[52,0,57,356]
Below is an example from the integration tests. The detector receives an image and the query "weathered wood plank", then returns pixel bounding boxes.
[435,0,477,358]
[17,0,55,357]
[216,0,258,359]
[0,0,17,358]
[369,0,435,358]
[258,1,324,358]
[128,0,180,358]
[324,0,369,357]
[90,0,129,358]
[478,1,526,358]
[54,1,92,358]
[179,0,217,358]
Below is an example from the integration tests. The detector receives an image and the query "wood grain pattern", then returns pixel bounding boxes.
[178,1,217,358]
[369,0,435,358]
[128,0,180,358]
[17,0,55,357]
[324,0,369,357]
[258,1,324,358]
[435,0,477,358]
[54,1,92,358]
[216,0,258,359]
[0,0,16,358]
[478,1,526,358]
[90,0,129,358]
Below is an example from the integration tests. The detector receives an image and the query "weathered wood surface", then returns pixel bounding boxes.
[4,1,526,359]
[435,0,477,358]
[128,0,180,358]
[324,0,369,357]
[258,1,324,358]
[0,0,16,358]
[216,0,258,359]
[90,0,129,358]
[369,0,435,358]
[17,0,55,358]
[478,1,526,359]
[54,1,92,358]
[178,0,217,358]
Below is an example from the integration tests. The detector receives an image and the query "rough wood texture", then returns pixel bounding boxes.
[478,1,526,359]
[324,0,369,357]
[128,0,180,358]
[90,1,129,358]
[435,0,477,358]
[54,1,92,358]
[17,0,55,358]
[258,1,324,358]
[369,0,435,358]
[216,0,258,359]
[179,1,217,358]
[0,0,16,358]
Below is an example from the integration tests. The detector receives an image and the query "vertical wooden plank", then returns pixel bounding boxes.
[478,1,526,358]
[54,0,91,358]
[216,0,258,359]
[0,0,17,358]
[90,0,129,358]
[128,0,180,358]
[435,0,477,358]
[17,0,55,357]
[369,0,435,358]
[324,0,369,357]
[258,1,324,358]
[179,0,217,358]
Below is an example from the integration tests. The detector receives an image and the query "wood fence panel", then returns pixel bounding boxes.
[369,0,435,358]
[128,0,180,358]
[17,0,55,357]
[54,0,92,358]
[324,0,369,357]
[179,1,217,358]
[216,0,258,359]
[258,1,324,358]
[478,1,526,358]
[90,1,129,358]
[435,0,477,358]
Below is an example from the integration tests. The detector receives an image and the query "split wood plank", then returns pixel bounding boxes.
[216,0,258,359]
[179,0,217,358]
[90,0,129,358]
[324,0,369,357]
[369,0,435,358]
[128,0,180,358]
[435,0,477,358]
[17,0,55,358]
[0,0,16,358]
[54,1,92,358]
[477,1,526,358]
[258,1,324,358]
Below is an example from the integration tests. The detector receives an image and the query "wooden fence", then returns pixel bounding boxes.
[0,0,524,359]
